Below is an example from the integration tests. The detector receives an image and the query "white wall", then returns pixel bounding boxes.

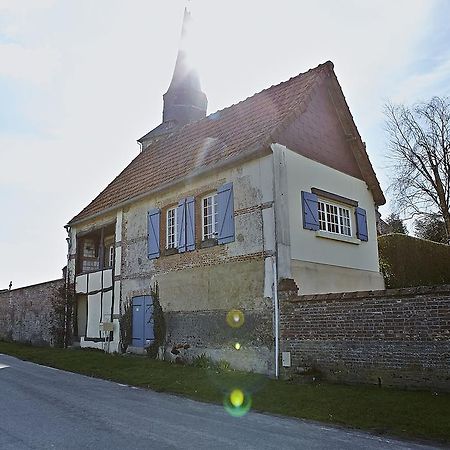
[276,144,384,293]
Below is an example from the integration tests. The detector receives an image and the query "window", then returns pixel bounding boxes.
[202,194,218,240]
[81,238,100,272]
[76,223,116,274]
[166,207,177,249]
[104,235,114,268]
[318,200,352,236]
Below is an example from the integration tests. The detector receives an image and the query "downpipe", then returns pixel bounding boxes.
[272,256,279,379]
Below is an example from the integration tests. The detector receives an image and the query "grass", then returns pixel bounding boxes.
[1,341,449,444]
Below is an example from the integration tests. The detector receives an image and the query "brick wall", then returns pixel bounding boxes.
[0,279,64,346]
[279,282,450,390]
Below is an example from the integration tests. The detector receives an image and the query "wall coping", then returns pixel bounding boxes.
[0,278,63,296]
[285,284,450,303]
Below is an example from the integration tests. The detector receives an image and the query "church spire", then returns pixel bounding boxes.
[162,7,207,125]
[138,7,207,149]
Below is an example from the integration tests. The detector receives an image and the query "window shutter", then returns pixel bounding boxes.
[186,196,195,251]
[355,207,368,241]
[177,199,186,253]
[301,191,319,231]
[147,208,161,259]
[217,182,235,244]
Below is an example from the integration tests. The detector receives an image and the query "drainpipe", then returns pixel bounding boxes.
[272,256,279,379]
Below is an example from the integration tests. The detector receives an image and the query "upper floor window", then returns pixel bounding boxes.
[76,223,116,274]
[166,207,177,249]
[202,194,218,240]
[318,200,352,237]
[147,183,235,260]
[302,189,368,242]
[104,235,115,268]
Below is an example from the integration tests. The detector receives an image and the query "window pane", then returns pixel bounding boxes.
[167,208,177,249]
[318,199,352,237]
[203,194,217,239]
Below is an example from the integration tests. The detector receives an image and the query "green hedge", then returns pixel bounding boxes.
[378,234,450,288]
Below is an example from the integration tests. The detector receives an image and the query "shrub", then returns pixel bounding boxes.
[145,283,166,359]
[378,234,450,288]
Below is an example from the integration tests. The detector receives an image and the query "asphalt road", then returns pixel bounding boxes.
[0,354,439,450]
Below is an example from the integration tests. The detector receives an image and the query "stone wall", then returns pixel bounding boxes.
[279,281,450,391]
[0,279,64,346]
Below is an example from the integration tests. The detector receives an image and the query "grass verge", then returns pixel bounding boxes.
[1,341,449,444]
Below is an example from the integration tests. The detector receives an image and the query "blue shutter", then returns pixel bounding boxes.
[217,182,235,244]
[301,191,319,231]
[355,207,368,241]
[177,199,186,253]
[186,197,196,251]
[147,208,160,259]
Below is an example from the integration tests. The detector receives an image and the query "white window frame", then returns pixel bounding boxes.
[166,207,177,249]
[107,244,114,267]
[202,194,218,240]
[318,199,352,237]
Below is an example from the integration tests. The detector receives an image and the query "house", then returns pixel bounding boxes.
[65,10,385,373]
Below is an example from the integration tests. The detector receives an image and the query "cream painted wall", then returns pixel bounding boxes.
[292,260,384,295]
[276,144,384,293]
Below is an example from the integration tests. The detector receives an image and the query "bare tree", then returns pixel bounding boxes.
[385,96,450,243]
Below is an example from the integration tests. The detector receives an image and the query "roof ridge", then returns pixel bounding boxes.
[169,61,335,137]
[206,60,333,120]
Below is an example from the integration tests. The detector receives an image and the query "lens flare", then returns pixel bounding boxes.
[223,388,252,417]
[234,342,241,350]
[230,389,244,407]
[226,309,244,328]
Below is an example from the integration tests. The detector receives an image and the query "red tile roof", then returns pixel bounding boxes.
[68,61,384,225]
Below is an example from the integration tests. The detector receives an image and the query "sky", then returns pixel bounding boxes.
[1,0,449,289]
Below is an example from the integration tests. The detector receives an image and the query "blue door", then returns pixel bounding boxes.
[132,296,154,347]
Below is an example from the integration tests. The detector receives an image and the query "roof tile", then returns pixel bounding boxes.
[68,61,365,224]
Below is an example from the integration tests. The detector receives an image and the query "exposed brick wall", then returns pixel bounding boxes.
[0,279,64,346]
[279,283,450,390]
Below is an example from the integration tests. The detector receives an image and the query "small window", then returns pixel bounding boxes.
[166,207,177,249]
[202,194,218,240]
[107,244,114,267]
[318,200,352,237]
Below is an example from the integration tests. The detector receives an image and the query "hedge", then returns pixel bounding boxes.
[378,233,450,288]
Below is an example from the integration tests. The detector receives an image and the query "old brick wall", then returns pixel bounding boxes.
[0,279,64,346]
[280,283,450,390]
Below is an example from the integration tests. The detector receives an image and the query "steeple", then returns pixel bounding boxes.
[163,8,207,125]
[138,8,207,149]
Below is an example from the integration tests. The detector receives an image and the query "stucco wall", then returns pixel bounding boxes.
[0,279,64,346]
[276,144,384,294]
[118,154,276,372]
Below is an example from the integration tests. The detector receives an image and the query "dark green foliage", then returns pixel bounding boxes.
[385,213,408,234]
[146,283,166,358]
[415,215,448,244]
[119,300,132,353]
[1,340,450,444]
[378,234,450,288]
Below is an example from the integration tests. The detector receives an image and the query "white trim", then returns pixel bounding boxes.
[201,194,218,240]
[315,230,360,245]
[318,199,352,237]
[166,207,177,249]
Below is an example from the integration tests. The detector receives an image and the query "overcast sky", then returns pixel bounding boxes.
[1,0,449,289]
